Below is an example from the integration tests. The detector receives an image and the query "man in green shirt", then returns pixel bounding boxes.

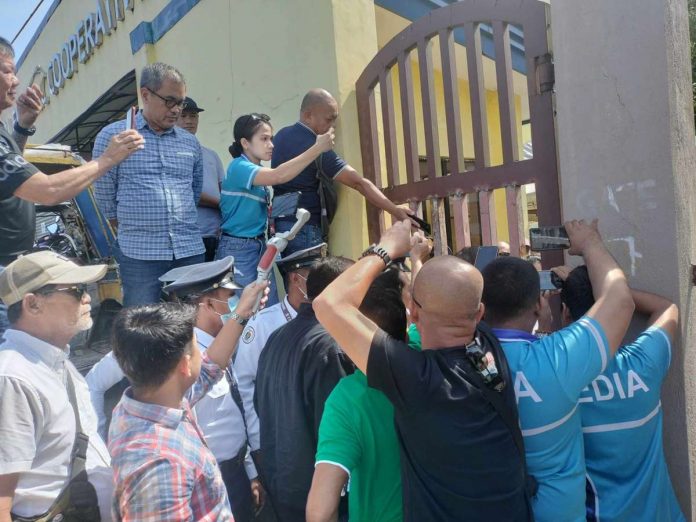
[307,269,408,522]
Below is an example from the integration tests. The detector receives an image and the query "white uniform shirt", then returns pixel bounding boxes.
[233,296,297,450]
[0,329,113,520]
[85,328,256,479]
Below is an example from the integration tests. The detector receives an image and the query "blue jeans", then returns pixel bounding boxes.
[215,235,279,306]
[0,265,7,341]
[274,220,324,258]
[113,244,205,307]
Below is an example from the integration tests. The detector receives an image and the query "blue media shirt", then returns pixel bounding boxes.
[220,155,268,238]
[581,327,684,522]
[493,317,609,522]
[93,111,204,261]
[271,122,347,225]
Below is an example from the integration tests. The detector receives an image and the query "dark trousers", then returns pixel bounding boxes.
[203,236,219,262]
[219,456,254,522]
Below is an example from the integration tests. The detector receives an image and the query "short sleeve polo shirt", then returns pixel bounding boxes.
[220,155,268,238]
[271,122,347,225]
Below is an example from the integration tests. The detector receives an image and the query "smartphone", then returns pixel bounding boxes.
[474,245,499,271]
[125,106,137,129]
[529,226,570,251]
[272,192,301,219]
[409,214,432,235]
[539,270,563,291]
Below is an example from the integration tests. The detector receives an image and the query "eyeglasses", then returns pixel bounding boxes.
[497,252,511,257]
[146,88,188,110]
[36,284,89,301]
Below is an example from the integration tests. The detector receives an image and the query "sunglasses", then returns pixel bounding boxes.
[146,88,188,110]
[37,284,89,301]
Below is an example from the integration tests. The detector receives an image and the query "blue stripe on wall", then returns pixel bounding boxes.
[130,0,202,54]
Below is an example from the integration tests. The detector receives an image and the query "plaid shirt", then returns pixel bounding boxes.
[93,111,205,260]
[108,352,233,522]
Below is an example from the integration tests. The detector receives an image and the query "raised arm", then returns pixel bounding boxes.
[205,281,269,369]
[335,166,413,222]
[566,220,634,355]
[313,220,413,372]
[631,289,679,342]
[14,130,144,205]
[252,128,334,186]
[306,464,347,522]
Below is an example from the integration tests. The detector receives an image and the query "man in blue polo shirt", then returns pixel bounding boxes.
[481,220,635,522]
[271,88,412,255]
[557,265,684,522]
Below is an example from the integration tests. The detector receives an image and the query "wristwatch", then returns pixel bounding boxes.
[229,311,249,326]
[13,115,36,136]
[360,244,392,266]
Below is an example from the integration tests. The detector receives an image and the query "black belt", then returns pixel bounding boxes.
[222,232,265,240]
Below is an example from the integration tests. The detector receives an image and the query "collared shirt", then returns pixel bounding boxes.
[197,146,225,237]
[493,318,609,522]
[234,296,297,450]
[93,111,205,260]
[0,121,38,262]
[581,327,685,522]
[272,122,347,225]
[0,329,113,520]
[86,328,256,478]
[108,350,233,522]
[193,328,256,478]
[220,154,268,238]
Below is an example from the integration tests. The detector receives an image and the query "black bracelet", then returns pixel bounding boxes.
[360,245,392,266]
[13,120,36,136]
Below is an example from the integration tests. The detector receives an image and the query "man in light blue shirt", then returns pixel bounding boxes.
[558,265,684,522]
[481,220,635,522]
[94,63,205,306]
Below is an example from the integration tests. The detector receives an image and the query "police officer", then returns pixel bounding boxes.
[234,243,328,453]
[85,257,263,521]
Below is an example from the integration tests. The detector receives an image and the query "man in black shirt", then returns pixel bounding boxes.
[0,36,143,336]
[254,256,355,521]
[314,221,531,522]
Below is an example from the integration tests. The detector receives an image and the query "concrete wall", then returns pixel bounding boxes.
[551,0,696,516]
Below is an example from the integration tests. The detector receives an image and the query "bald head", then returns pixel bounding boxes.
[413,256,483,322]
[300,88,339,134]
[301,88,335,113]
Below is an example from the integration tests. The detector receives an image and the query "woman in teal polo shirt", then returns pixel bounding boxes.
[217,113,333,305]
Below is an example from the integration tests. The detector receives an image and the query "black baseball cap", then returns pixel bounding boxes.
[183,97,204,113]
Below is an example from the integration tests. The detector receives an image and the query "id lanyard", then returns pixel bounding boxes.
[280,299,293,322]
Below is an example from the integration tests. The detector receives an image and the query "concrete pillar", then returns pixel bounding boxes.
[551,0,696,516]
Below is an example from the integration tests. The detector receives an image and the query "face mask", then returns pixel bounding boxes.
[210,294,241,324]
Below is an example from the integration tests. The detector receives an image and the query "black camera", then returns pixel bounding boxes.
[465,337,505,392]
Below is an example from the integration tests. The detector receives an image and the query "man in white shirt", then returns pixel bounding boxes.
[0,251,113,521]
[178,96,226,261]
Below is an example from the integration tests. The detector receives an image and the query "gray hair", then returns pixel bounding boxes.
[139,62,185,91]
[0,37,15,59]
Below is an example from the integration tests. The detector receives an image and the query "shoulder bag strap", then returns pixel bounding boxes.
[64,370,90,481]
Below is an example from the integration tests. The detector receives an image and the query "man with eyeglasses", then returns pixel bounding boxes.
[93,62,205,307]
[0,251,113,521]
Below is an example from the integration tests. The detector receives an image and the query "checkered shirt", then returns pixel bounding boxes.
[108,352,234,522]
[93,111,205,260]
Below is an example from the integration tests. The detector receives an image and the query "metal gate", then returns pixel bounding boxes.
[356,0,560,262]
